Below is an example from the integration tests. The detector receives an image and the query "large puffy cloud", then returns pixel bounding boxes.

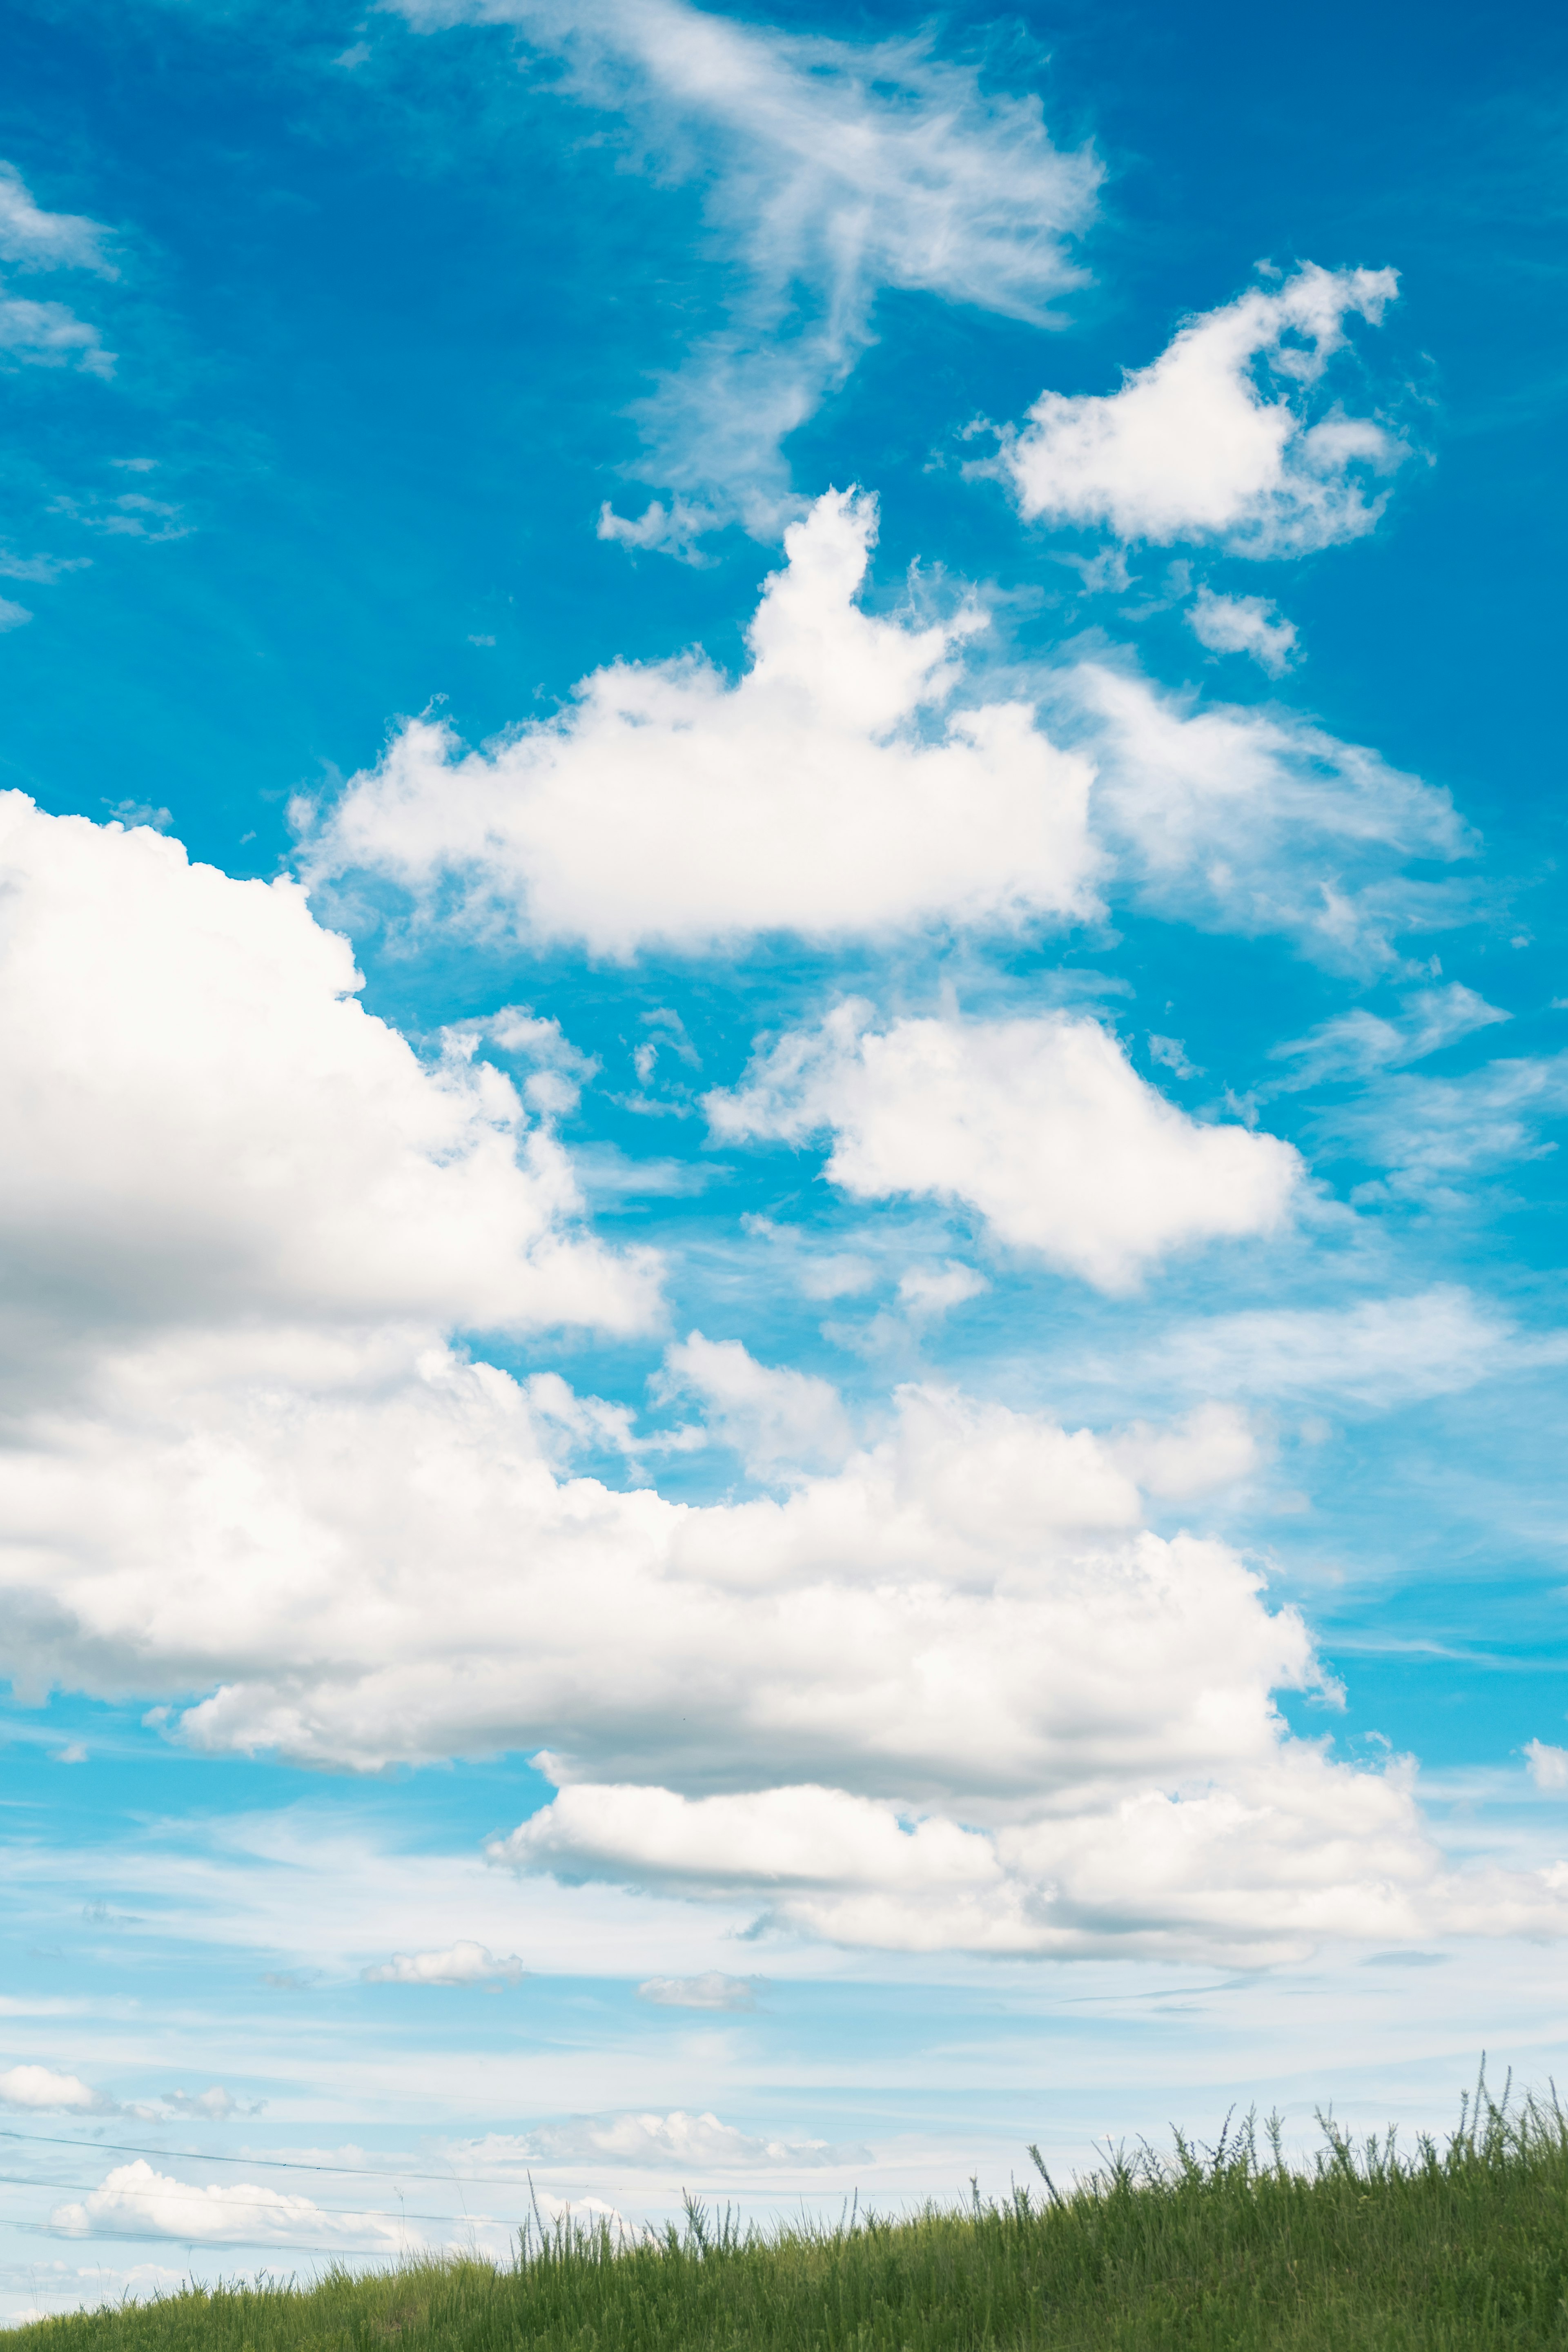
[8,1316,1556,1961]
[0,792,658,1381]
[1060,662,1474,970]
[706,1002,1300,1292]
[995,265,1406,554]
[301,488,1466,972]
[297,492,1097,955]
[394,0,1098,541]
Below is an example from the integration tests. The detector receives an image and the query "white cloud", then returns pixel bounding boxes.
[0,596,30,630]
[160,2086,254,2119]
[396,0,1098,537]
[1108,1402,1261,1502]
[656,1333,853,1479]
[3,1326,1563,1958]
[1526,1741,1568,1793]
[0,792,658,1366]
[0,2064,104,2112]
[1061,661,1474,971]
[0,162,115,275]
[457,2109,844,2171]
[1187,588,1298,675]
[50,2160,405,2248]
[0,292,114,377]
[1266,983,1509,1093]
[494,1761,1568,1963]
[363,1940,525,1985]
[896,1262,987,1317]
[996,264,1406,554]
[707,1001,1299,1293]
[1322,1052,1568,1200]
[636,1972,762,2010]
[1148,1287,1528,1410]
[297,491,1097,955]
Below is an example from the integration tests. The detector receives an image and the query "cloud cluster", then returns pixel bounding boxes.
[0,160,115,385]
[707,1001,1299,1292]
[3,796,1552,1967]
[996,265,1406,554]
[298,492,1096,954]
[394,0,1098,538]
[0,791,657,1387]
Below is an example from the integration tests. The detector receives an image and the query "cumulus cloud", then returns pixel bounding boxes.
[506,2109,842,2169]
[1526,1742,1568,1793]
[50,2161,404,2249]
[655,1333,853,1477]
[636,1972,762,2010]
[706,1001,1299,1293]
[1108,1402,1261,1502]
[1187,588,1298,675]
[494,1761,1568,1962]
[297,492,1097,955]
[0,792,658,1380]
[301,487,1467,974]
[3,1272,1563,1956]
[1060,661,1474,971]
[362,1941,525,1985]
[0,2064,105,2112]
[995,264,1406,554]
[395,0,1097,539]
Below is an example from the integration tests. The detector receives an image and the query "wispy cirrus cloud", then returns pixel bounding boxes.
[393,0,1099,546]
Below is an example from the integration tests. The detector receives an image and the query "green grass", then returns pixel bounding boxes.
[11,2075,1568,2350]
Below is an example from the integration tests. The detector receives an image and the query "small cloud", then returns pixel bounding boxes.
[637,1972,765,2011]
[0,596,32,631]
[468,633,495,647]
[108,457,158,473]
[597,498,719,566]
[1526,1738,1568,1792]
[56,1742,87,1764]
[1148,1033,1202,1080]
[102,799,172,831]
[159,2086,264,2120]
[1187,587,1299,675]
[362,1940,525,1986]
[335,40,372,69]
[896,1261,987,1317]
[1,2064,107,2113]
[0,162,116,276]
[261,1970,317,1991]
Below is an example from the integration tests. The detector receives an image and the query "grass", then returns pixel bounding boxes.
[10,2074,1568,2350]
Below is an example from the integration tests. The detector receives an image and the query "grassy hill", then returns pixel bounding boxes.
[10,2078,1568,2350]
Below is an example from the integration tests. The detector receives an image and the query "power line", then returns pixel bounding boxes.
[0,2169,515,2230]
[0,2130,550,2191]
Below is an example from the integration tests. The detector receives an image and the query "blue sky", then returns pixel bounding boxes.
[2,0,1567,2314]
